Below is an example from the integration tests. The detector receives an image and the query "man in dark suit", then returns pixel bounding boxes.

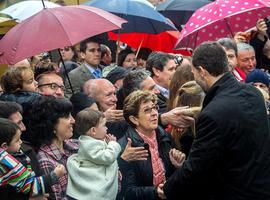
[65,37,102,97]
[162,41,270,200]
[146,52,177,113]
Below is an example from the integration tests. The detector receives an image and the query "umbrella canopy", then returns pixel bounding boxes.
[108,31,183,53]
[157,0,213,30]
[0,1,60,22]
[85,0,176,33]
[175,0,270,49]
[0,5,126,65]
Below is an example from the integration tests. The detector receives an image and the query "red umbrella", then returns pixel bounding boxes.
[175,0,270,49]
[0,5,126,65]
[108,31,192,55]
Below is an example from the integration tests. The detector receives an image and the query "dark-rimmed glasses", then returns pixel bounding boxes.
[38,83,65,91]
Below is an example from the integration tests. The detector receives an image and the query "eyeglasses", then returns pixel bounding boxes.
[174,55,184,66]
[142,105,159,115]
[38,83,65,91]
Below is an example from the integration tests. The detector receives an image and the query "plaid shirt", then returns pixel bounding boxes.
[37,139,78,200]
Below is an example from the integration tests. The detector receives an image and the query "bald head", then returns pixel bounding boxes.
[83,79,117,111]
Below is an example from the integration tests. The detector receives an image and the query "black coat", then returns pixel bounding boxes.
[118,126,176,200]
[164,73,270,200]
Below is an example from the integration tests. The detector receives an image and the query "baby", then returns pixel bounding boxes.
[0,118,65,199]
[67,108,121,200]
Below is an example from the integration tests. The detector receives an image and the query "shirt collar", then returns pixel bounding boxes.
[156,84,169,98]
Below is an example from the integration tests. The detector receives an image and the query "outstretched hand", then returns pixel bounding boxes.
[121,138,148,161]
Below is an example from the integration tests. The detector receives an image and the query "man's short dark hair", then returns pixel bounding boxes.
[217,38,238,56]
[146,52,174,77]
[192,41,229,76]
[0,118,20,146]
[122,69,150,98]
[80,36,101,53]
[0,101,22,118]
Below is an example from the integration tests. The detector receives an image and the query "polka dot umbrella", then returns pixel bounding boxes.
[175,0,270,49]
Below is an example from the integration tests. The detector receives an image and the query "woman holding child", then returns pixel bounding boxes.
[119,90,185,200]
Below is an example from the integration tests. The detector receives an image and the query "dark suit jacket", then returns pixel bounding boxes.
[164,72,270,200]
[65,63,95,98]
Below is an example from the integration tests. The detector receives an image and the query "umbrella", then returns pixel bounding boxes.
[0,17,17,35]
[0,5,126,65]
[157,0,213,30]
[175,0,270,49]
[85,0,176,33]
[0,0,60,22]
[108,31,192,55]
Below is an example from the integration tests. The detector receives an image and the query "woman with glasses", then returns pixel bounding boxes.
[119,90,185,200]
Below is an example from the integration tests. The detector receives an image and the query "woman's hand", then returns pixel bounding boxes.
[169,148,186,168]
[120,138,148,161]
[157,183,166,199]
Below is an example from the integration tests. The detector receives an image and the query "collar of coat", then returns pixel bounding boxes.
[202,72,238,109]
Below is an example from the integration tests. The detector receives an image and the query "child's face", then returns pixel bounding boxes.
[92,117,107,140]
[22,70,38,92]
[6,129,22,153]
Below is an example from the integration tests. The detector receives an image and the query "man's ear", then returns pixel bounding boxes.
[152,67,161,77]
[1,142,8,150]
[197,66,207,77]
[129,115,139,126]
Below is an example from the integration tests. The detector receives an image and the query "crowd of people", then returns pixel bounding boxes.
[0,16,270,200]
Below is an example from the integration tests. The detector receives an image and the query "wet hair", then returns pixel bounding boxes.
[217,38,238,56]
[1,66,33,93]
[0,118,20,146]
[146,52,175,77]
[123,90,157,127]
[28,96,73,148]
[0,101,23,118]
[75,108,104,136]
[192,41,229,76]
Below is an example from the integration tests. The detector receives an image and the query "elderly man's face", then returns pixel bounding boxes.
[237,50,256,74]
[95,81,117,111]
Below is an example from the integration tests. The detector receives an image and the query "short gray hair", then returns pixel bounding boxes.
[122,69,151,98]
[237,42,255,53]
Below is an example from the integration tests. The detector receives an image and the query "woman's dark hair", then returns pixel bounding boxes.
[117,49,135,67]
[0,118,20,146]
[28,96,73,148]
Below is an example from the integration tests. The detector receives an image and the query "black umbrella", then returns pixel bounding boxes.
[157,0,214,30]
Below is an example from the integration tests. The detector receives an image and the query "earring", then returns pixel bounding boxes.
[53,130,56,134]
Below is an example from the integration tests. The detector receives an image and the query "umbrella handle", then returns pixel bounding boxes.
[115,30,121,65]
[57,49,74,95]
[135,38,144,58]
[41,0,46,9]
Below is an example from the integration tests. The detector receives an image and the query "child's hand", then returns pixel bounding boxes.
[53,164,66,177]
[106,134,116,142]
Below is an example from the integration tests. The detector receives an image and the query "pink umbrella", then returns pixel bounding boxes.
[175,0,270,49]
[0,5,126,65]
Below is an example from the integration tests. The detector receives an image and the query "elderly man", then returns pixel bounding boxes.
[146,52,177,113]
[65,37,102,97]
[235,42,257,81]
[163,41,270,200]
[37,72,65,98]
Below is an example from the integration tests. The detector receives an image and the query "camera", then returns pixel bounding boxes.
[264,17,270,38]
[41,52,50,61]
